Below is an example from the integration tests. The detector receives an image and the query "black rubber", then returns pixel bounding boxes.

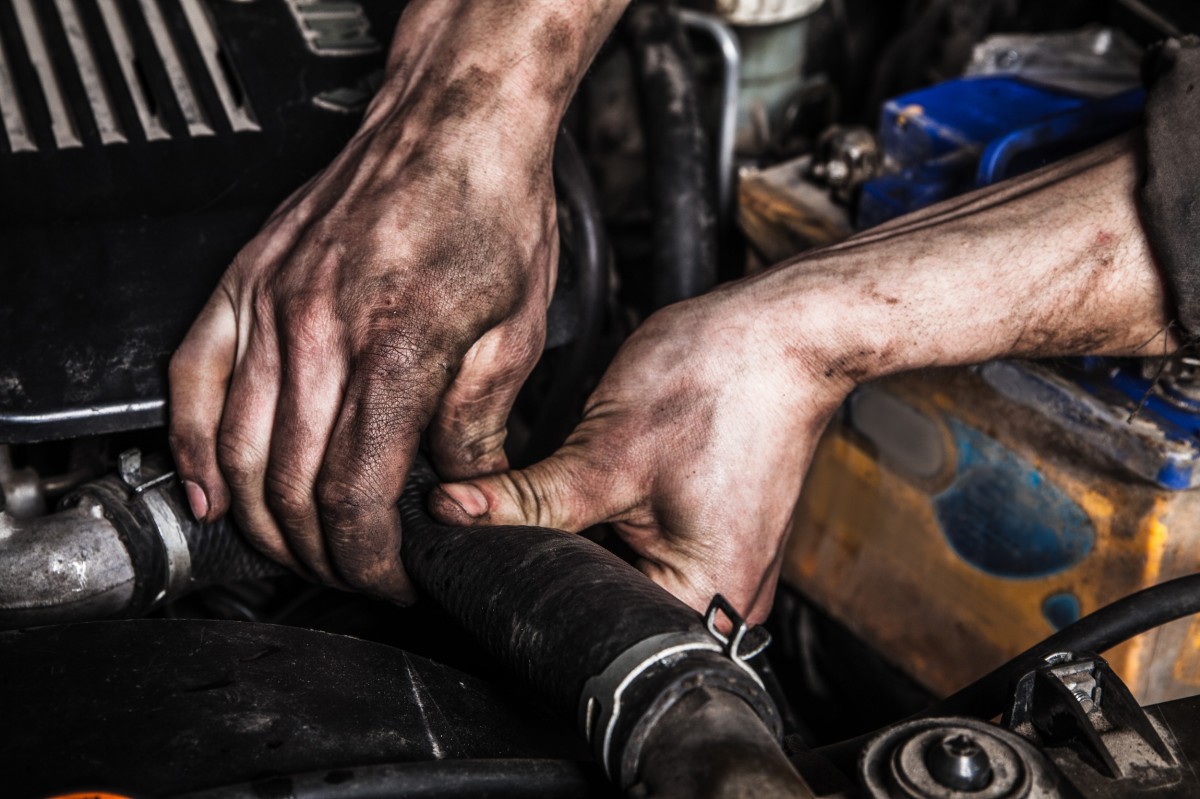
[624,1,718,308]
[169,759,612,799]
[398,457,708,717]
[817,572,1200,767]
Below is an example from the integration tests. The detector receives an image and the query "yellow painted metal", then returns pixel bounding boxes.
[783,367,1200,705]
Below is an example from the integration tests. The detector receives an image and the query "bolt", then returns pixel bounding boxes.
[925,733,993,792]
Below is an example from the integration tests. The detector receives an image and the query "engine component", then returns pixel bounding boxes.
[802,650,1200,798]
[808,124,879,203]
[0,0,405,443]
[709,0,825,27]
[1,450,804,796]
[859,717,1061,799]
[964,28,1143,98]
[625,2,719,307]
[0,444,45,518]
[0,449,280,629]
[678,9,741,234]
[397,458,803,795]
[0,619,607,798]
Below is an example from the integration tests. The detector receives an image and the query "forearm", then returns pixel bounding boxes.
[748,135,1178,387]
[363,0,629,158]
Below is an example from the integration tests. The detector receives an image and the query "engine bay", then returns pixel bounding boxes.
[4,1,1200,797]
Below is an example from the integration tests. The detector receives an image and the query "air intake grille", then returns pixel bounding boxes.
[0,0,258,153]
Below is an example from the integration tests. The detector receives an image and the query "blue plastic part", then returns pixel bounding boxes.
[975,88,1145,186]
[859,77,1144,227]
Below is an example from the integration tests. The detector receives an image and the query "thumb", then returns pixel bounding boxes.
[429,321,542,481]
[429,447,627,532]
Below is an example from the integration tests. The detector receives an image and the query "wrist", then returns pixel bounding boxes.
[365,0,628,159]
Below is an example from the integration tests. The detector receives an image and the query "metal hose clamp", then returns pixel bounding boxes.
[578,594,777,785]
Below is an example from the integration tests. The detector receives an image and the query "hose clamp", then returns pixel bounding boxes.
[119,449,192,602]
[578,594,774,784]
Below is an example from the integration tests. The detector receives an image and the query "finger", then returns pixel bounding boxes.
[216,318,302,573]
[429,318,543,481]
[264,302,349,585]
[428,441,634,532]
[169,287,237,522]
[316,333,455,601]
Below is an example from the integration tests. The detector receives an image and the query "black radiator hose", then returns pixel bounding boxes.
[2,453,807,796]
[624,1,718,309]
[397,458,803,795]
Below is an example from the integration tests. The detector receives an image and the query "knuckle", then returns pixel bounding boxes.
[316,476,381,530]
[280,294,336,354]
[216,430,264,487]
[265,471,315,525]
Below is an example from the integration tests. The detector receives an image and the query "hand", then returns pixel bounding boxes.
[169,71,557,601]
[425,135,1181,621]
[428,283,857,622]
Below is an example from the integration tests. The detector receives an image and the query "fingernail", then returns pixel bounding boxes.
[441,483,488,518]
[182,480,208,520]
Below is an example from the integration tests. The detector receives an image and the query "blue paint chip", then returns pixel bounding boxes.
[934,420,1094,579]
[1042,592,1082,630]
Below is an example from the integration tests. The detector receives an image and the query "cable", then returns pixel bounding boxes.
[816,573,1200,765]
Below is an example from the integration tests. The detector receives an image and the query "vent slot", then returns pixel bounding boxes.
[179,0,258,132]
[0,0,260,153]
[136,0,212,137]
[0,22,35,152]
[11,0,82,149]
[95,0,170,142]
[54,0,125,144]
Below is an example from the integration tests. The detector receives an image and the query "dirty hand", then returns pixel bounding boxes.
[429,281,857,622]
[166,1,587,600]
[426,135,1182,621]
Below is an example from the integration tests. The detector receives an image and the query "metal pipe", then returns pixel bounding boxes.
[678,9,741,234]
[0,456,282,630]
[0,498,136,627]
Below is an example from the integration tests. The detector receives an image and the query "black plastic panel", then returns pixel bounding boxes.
[0,0,405,442]
[0,619,592,797]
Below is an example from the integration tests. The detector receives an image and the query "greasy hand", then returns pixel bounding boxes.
[169,71,556,601]
[429,284,855,622]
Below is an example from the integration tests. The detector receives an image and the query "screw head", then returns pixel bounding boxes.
[925,733,993,791]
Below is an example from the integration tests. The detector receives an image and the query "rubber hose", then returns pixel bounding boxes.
[624,1,718,308]
[398,456,709,717]
[524,128,610,462]
[816,572,1200,768]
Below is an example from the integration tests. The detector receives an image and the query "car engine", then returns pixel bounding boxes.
[4,1,1200,797]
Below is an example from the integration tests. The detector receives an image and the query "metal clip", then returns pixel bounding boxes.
[704,594,771,671]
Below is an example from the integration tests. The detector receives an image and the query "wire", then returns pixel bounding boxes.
[816,573,1200,766]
